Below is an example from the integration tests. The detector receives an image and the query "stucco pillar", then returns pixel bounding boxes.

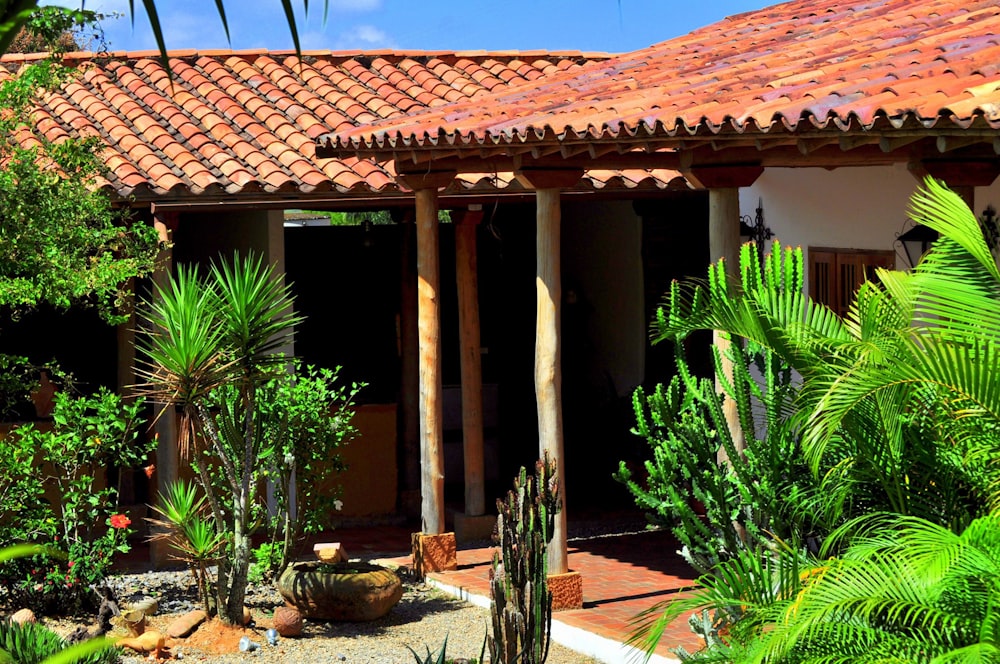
[150,210,178,569]
[454,208,486,516]
[682,164,763,457]
[395,209,421,518]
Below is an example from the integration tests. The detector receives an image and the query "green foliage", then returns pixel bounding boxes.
[0,51,159,325]
[0,616,119,664]
[732,513,1000,664]
[0,390,151,615]
[138,253,359,625]
[7,6,109,55]
[150,480,225,615]
[253,360,362,576]
[489,455,559,664]
[625,180,1000,661]
[617,336,817,576]
[0,2,327,64]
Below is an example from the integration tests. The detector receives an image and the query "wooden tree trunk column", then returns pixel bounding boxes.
[515,169,580,604]
[415,186,446,535]
[398,171,458,576]
[683,165,763,458]
[534,187,569,575]
[452,207,496,542]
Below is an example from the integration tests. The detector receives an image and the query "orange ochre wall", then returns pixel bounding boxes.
[336,403,398,517]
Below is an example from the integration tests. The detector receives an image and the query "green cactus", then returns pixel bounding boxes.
[488,453,560,664]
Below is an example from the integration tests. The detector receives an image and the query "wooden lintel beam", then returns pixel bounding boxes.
[797,138,839,155]
[936,136,991,154]
[396,170,457,191]
[880,135,924,153]
[681,163,764,190]
[515,167,586,190]
[839,135,881,151]
[920,159,1000,188]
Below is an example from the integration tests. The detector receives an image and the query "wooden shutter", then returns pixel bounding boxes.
[810,248,894,317]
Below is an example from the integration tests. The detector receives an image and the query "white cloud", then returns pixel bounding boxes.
[333,24,396,50]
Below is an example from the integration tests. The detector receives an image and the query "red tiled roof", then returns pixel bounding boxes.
[319,0,1000,155]
[0,49,685,202]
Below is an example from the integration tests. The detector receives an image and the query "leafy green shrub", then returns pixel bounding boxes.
[622,180,1000,661]
[0,620,119,664]
[0,389,152,615]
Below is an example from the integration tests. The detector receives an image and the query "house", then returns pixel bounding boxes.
[6,0,1000,586]
[0,48,687,556]
[318,0,1000,586]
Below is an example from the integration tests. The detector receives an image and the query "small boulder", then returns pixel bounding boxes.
[165,610,207,638]
[118,631,166,658]
[313,542,347,563]
[272,606,303,637]
[10,609,35,625]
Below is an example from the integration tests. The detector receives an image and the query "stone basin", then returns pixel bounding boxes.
[276,561,403,622]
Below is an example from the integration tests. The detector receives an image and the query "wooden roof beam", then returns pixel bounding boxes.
[936,136,992,154]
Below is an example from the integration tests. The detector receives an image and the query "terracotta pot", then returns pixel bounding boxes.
[277,561,402,621]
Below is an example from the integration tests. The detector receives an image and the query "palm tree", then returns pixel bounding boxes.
[630,178,1000,660]
[0,1,325,59]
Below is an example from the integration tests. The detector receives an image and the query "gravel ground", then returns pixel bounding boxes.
[101,567,600,663]
[14,517,653,662]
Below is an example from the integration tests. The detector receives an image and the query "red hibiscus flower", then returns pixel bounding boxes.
[109,514,131,529]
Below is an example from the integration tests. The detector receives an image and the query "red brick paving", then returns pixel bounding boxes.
[382,528,702,660]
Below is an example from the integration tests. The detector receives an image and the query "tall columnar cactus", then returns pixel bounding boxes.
[489,453,560,664]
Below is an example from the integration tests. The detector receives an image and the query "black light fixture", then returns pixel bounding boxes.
[895,223,939,269]
[739,198,773,263]
[361,217,374,248]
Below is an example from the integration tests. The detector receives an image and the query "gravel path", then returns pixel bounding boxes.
[104,567,600,663]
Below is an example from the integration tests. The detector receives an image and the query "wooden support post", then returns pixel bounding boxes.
[515,168,581,579]
[415,187,445,535]
[683,165,762,460]
[709,187,746,457]
[398,170,455,536]
[535,187,568,575]
[454,208,486,517]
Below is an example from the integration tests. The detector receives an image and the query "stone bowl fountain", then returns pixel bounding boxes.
[276,561,403,621]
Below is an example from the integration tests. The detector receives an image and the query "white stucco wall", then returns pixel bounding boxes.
[740,164,1000,294]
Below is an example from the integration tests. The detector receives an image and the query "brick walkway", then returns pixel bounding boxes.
[376,528,702,663]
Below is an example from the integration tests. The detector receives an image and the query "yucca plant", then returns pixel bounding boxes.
[136,253,301,625]
[149,479,226,615]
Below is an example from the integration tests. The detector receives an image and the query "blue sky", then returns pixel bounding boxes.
[45,1,765,54]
